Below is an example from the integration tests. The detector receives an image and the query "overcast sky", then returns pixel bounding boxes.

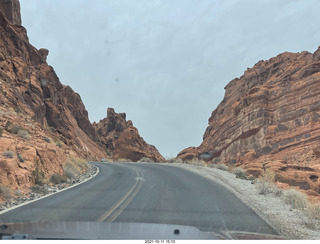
[20,0,320,158]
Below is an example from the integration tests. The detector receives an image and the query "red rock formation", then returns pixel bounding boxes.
[0,0,108,195]
[178,46,320,199]
[93,108,165,162]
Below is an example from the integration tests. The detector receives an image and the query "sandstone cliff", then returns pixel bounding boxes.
[93,108,165,162]
[0,0,109,193]
[178,46,320,198]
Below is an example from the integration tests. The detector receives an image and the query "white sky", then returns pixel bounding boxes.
[19,0,320,158]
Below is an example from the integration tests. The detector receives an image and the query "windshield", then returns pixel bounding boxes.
[1,0,320,241]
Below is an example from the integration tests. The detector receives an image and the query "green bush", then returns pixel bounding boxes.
[0,127,3,137]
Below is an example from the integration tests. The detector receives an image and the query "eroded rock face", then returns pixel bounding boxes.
[0,0,21,25]
[178,47,320,198]
[93,108,165,162]
[0,0,108,195]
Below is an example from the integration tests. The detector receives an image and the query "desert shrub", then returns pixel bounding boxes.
[261,168,276,183]
[50,173,67,184]
[0,127,3,137]
[2,151,14,159]
[214,163,229,171]
[256,168,281,195]
[232,167,248,179]
[43,137,51,143]
[56,141,63,148]
[117,158,131,162]
[101,158,110,162]
[168,158,183,164]
[17,153,24,163]
[32,158,45,185]
[138,157,153,163]
[63,158,87,179]
[30,185,48,194]
[14,189,23,197]
[308,204,320,219]
[8,125,27,134]
[17,129,31,140]
[282,188,309,210]
[0,185,12,201]
[186,158,206,166]
[69,157,88,169]
[63,163,78,179]
[256,181,282,196]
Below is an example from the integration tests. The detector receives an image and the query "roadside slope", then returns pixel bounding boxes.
[166,162,320,239]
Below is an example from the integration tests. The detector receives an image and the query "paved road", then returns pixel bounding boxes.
[0,162,278,235]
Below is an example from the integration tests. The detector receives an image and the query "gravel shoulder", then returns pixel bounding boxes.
[164,162,320,240]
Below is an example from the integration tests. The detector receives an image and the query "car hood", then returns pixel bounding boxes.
[0,221,284,240]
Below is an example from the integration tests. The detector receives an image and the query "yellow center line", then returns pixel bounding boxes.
[96,168,143,222]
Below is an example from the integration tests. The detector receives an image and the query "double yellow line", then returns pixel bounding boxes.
[96,169,144,222]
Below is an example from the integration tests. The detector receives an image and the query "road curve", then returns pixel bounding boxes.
[0,162,278,235]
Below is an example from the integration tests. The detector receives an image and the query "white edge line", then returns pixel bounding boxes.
[0,165,100,216]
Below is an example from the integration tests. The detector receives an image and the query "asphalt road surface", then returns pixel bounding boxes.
[0,162,278,235]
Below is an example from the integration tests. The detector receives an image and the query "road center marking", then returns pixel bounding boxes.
[96,168,143,222]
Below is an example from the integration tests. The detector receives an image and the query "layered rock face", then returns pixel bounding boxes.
[93,108,165,162]
[0,0,108,192]
[178,47,320,198]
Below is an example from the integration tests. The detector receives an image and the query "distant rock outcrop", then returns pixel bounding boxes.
[178,47,320,198]
[93,108,165,162]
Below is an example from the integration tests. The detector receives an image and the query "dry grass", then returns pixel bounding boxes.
[282,188,309,210]
[186,158,207,166]
[50,173,68,184]
[256,181,283,196]
[63,157,88,179]
[2,151,14,159]
[0,185,12,201]
[168,158,183,164]
[138,157,154,163]
[256,168,282,195]
[261,168,276,183]
[308,203,320,219]
[17,129,31,140]
[101,158,110,162]
[117,158,131,162]
[213,163,229,171]
[232,167,248,179]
